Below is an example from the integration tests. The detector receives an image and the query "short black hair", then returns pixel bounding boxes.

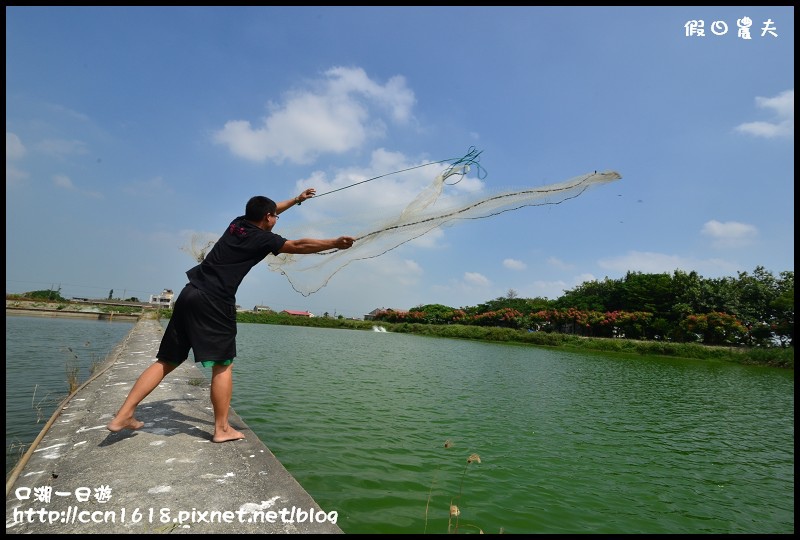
[245,196,277,221]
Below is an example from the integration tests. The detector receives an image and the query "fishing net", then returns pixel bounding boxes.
[187,148,621,296]
[270,152,620,295]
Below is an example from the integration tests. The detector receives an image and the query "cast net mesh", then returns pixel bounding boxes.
[186,148,621,296]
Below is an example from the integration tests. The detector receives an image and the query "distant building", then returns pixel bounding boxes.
[281,309,314,317]
[149,289,174,308]
[253,305,272,312]
[364,308,383,320]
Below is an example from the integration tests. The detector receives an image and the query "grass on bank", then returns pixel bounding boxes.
[161,310,794,369]
[7,298,791,368]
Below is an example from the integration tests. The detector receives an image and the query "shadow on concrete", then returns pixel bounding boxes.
[98,397,242,446]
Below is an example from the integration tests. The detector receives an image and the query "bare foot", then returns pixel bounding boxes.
[107,416,145,432]
[212,427,245,443]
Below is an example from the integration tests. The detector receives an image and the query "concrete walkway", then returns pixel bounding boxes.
[5,316,343,534]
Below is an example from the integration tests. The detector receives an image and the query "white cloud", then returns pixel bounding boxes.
[408,228,445,249]
[122,175,173,198]
[735,89,794,138]
[6,132,28,186]
[503,258,527,270]
[37,138,89,158]
[214,66,416,164]
[598,250,739,276]
[463,272,490,286]
[525,272,597,299]
[572,273,597,285]
[6,165,28,186]
[6,132,26,160]
[701,219,758,248]
[372,257,424,287]
[527,279,569,299]
[546,256,573,270]
[52,173,104,199]
[325,66,415,124]
[53,174,75,189]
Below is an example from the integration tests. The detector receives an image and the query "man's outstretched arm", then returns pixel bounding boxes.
[275,188,316,214]
[280,236,355,254]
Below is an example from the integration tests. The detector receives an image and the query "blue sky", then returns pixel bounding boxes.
[6,6,794,319]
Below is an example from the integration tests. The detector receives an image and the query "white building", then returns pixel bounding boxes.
[149,289,175,308]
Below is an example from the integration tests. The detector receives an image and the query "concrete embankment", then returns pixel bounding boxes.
[5,316,343,534]
[6,307,140,321]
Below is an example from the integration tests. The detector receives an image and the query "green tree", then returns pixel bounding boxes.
[770,273,794,347]
[411,304,458,324]
[555,278,619,311]
[470,296,552,316]
[768,270,794,347]
[23,289,67,302]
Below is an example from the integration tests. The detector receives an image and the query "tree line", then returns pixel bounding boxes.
[372,266,794,348]
[8,266,794,349]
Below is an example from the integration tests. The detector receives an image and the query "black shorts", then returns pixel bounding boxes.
[157,283,237,364]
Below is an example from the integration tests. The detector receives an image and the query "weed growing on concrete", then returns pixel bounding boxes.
[30,385,55,424]
[6,439,28,479]
[64,347,80,394]
[62,343,104,391]
[90,356,102,376]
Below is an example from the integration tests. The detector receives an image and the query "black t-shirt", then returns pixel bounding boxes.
[186,216,287,304]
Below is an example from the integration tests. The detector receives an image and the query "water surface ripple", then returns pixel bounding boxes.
[230,324,793,534]
[6,318,791,533]
[6,316,134,474]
